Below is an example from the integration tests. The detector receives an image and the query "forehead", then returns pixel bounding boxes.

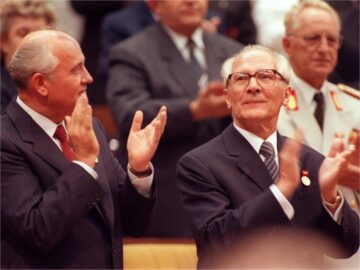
[233,50,276,73]
[51,36,84,66]
[296,7,340,33]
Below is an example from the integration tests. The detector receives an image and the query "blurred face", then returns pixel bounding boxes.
[45,38,93,120]
[283,8,340,88]
[155,0,208,36]
[224,50,289,133]
[1,16,48,66]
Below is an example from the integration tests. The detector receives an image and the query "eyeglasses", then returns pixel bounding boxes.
[289,33,343,49]
[226,69,288,91]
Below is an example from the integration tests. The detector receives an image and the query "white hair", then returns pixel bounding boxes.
[221,45,290,87]
[8,30,77,89]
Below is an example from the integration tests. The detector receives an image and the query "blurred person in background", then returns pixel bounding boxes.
[106,0,242,237]
[278,0,360,213]
[0,0,56,114]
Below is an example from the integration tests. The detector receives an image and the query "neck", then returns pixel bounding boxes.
[292,67,326,90]
[235,119,277,140]
[19,93,64,124]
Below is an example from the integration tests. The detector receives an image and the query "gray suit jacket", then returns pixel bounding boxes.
[107,22,242,236]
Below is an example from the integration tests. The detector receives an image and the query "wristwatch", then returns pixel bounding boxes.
[129,166,152,177]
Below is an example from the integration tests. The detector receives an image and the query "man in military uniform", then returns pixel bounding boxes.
[278,0,359,213]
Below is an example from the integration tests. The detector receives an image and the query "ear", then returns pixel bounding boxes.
[282,85,291,106]
[30,73,49,97]
[223,88,232,110]
[282,36,291,55]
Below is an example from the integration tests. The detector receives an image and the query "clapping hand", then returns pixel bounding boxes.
[127,106,167,173]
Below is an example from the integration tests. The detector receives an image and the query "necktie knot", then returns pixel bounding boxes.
[259,141,275,158]
[54,125,68,142]
[54,125,73,161]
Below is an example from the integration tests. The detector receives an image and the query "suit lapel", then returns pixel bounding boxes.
[7,101,71,172]
[157,24,202,98]
[203,32,227,82]
[287,83,323,152]
[223,125,274,190]
[7,101,114,226]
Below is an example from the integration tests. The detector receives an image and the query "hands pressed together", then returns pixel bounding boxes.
[190,80,230,121]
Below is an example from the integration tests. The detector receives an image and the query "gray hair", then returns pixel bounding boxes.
[8,31,61,89]
[221,45,290,87]
[284,0,341,35]
[0,0,57,37]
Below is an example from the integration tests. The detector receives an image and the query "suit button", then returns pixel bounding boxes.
[112,247,117,254]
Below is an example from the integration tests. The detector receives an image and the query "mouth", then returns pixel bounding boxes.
[243,100,266,105]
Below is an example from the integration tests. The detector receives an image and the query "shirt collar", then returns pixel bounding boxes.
[290,69,328,106]
[16,96,65,138]
[161,24,204,52]
[233,123,278,157]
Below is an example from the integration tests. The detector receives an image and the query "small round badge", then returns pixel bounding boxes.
[301,170,311,186]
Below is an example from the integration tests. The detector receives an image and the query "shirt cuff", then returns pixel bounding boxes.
[73,160,98,179]
[270,184,295,220]
[127,163,154,198]
[322,190,344,224]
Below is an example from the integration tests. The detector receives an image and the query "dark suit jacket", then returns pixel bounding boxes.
[1,59,17,114]
[1,101,154,269]
[106,22,242,237]
[176,125,359,268]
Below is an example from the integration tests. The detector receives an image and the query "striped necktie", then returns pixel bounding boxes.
[259,141,279,182]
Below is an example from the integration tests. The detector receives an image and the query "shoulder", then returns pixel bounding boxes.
[204,31,243,52]
[179,133,224,164]
[335,83,360,101]
[109,23,161,54]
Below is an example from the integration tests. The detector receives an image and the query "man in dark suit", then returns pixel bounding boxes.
[176,45,359,268]
[106,0,242,237]
[1,30,167,269]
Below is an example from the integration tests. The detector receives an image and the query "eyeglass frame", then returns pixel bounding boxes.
[226,69,289,91]
[287,33,343,49]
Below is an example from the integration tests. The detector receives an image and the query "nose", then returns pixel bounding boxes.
[82,67,93,85]
[246,76,261,94]
[317,36,331,52]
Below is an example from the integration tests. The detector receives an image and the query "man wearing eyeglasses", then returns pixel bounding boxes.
[277,0,360,214]
[176,44,359,269]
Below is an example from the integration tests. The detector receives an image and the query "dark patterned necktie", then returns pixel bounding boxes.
[314,92,325,131]
[54,125,74,161]
[259,141,279,182]
[187,39,204,82]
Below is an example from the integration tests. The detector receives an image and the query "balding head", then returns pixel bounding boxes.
[9,30,77,90]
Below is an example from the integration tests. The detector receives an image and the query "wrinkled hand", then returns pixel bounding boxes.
[337,130,360,191]
[65,93,99,167]
[319,138,353,202]
[276,130,303,199]
[127,106,167,172]
[190,81,230,121]
[201,16,221,33]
